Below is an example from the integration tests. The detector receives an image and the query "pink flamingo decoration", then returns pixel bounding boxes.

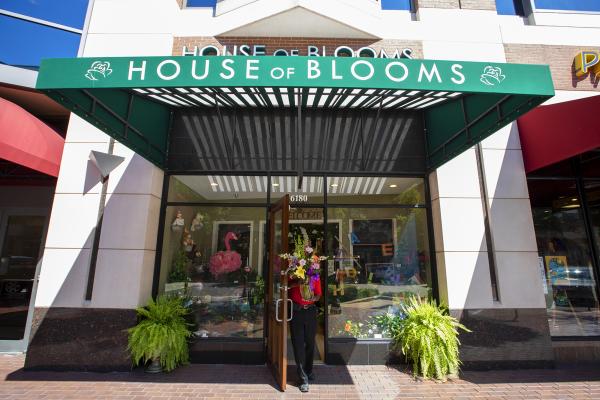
[209,231,242,278]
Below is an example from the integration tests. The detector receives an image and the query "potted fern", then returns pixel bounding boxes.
[383,297,470,381]
[127,295,192,373]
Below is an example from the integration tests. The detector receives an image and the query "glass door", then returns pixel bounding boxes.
[0,211,47,351]
[267,194,290,391]
[287,206,332,363]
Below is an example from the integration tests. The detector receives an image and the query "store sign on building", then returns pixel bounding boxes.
[182,44,414,59]
[573,51,600,78]
[37,56,554,97]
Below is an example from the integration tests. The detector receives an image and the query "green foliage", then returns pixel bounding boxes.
[252,275,265,306]
[392,297,470,380]
[168,249,189,283]
[327,285,380,303]
[127,295,192,372]
[372,312,404,339]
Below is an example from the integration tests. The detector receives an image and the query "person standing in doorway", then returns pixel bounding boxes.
[288,276,322,392]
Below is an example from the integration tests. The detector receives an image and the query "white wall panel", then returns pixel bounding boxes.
[99,193,161,251]
[495,251,546,308]
[482,149,530,199]
[83,34,173,57]
[35,248,90,308]
[90,249,155,308]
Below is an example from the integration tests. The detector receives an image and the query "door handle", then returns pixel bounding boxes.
[287,299,293,322]
[275,299,282,322]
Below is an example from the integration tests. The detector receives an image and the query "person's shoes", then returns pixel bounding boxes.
[299,382,309,392]
[307,372,315,381]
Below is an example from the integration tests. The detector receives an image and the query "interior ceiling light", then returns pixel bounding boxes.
[272,183,280,186]
[571,198,578,201]
[389,184,398,188]
[330,183,339,187]
[210,182,218,186]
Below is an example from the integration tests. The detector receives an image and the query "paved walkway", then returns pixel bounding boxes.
[0,355,599,399]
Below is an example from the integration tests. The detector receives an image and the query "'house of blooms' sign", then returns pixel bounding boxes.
[37,56,554,97]
[182,44,414,59]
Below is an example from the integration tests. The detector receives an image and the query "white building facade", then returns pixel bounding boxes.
[13,0,600,370]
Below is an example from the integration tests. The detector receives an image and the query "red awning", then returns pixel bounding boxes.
[0,97,64,177]
[518,95,600,173]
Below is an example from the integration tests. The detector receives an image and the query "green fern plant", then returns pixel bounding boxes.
[127,295,192,372]
[393,297,470,380]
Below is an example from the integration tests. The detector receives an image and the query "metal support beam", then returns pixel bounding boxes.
[213,93,234,170]
[297,89,303,190]
[81,89,165,157]
[430,94,511,160]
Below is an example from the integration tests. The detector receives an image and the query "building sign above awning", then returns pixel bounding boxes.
[37,56,554,96]
[35,56,554,171]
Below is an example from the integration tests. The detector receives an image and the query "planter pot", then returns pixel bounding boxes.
[145,358,162,373]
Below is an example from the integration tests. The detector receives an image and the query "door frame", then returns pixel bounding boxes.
[267,194,290,391]
[0,208,49,352]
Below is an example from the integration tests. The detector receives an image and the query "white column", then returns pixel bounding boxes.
[481,123,546,308]
[34,116,164,310]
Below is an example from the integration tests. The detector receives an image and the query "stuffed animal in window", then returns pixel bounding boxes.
[190,212,205,232]
[171,210,185,231]
[182,228,195,252]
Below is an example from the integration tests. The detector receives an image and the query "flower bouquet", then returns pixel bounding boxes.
[280,237,327,301]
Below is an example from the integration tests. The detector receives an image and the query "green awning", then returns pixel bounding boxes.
[36,56,554,170]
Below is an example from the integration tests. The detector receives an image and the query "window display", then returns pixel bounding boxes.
[158,174,433,344]
[528,179,600,336]
[327,206,431,339]
[159,206,266,339]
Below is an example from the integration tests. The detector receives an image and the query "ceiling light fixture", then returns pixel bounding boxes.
[389,184,398,188]
[330,184,339,187]
[272,183,280,186]
[210,182,218,186]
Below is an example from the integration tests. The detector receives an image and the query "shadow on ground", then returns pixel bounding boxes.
[459,363,600,385]
[5,364,357,390]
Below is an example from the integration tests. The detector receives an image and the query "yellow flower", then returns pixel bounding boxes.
[294,266,306,280]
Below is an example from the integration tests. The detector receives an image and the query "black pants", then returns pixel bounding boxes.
[290,304,317,384]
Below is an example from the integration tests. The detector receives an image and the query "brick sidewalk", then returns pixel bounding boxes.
[0,354,599,399]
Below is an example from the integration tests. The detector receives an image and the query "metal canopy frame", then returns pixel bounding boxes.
[36,56,555,172]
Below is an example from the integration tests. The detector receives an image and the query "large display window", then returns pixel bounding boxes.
[157,174,433,352]
[527,151,600,338]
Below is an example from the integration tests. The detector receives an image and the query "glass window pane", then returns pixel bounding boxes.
[0,15,80,67]
[327,176,425,205]
[270,176,324,205]
[187,0,217,7]
[159,206,265,338]
[168,175,269,204]
[496,0,525,15]
[0,0,89,29]
[0,215,46,340]
[528,179,600,336]
[534,0,600,12]
[381,0,412,11]
[585,181,600,268]
[581,151,600,178]
[326,207,432,339]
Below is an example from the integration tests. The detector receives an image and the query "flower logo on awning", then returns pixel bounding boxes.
[480,66,505,86]
[85,61,113,81]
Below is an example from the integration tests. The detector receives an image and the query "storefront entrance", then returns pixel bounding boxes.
[156,174,433,383]
[31,54,556,373]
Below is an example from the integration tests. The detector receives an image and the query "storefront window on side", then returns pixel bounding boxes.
[528,179,600,337]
